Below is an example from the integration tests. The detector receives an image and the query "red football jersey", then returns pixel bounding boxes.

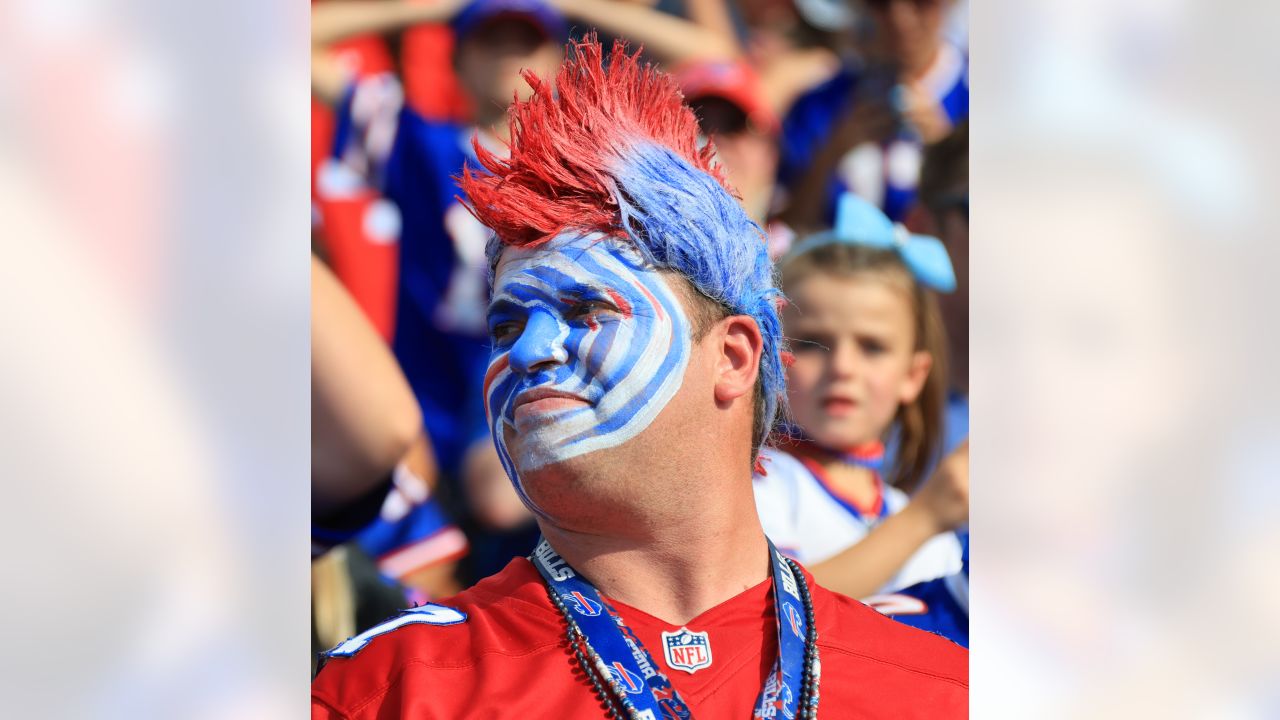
[312,558,967,719]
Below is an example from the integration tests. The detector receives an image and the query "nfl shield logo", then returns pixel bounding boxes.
[661,627,713,674]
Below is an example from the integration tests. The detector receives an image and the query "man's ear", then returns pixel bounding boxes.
[899,350,933,404]
[714,316,764,405]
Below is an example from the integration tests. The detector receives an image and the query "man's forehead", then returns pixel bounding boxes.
[492,232,646,281]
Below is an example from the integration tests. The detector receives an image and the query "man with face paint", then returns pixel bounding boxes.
[313,39,967,719]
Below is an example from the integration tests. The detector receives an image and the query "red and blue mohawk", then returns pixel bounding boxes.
[459,38,787,450]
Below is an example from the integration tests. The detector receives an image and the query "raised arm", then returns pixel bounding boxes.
[312,255,423,516]
[312,0,467,48]
[551,0,740,66]
[681,0,741,53]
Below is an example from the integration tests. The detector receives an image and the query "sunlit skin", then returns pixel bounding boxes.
[784,271,931,505]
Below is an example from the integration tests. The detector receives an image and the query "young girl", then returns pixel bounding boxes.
[754,192,967,597]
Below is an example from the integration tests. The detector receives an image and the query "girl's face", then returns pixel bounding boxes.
[784,271,931,448]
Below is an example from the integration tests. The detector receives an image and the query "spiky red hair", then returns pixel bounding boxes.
[458,38,733,247]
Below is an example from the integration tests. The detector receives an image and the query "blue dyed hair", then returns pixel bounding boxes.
[613,141,786,452]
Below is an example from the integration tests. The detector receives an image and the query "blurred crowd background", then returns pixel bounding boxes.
[1,0,1278,716]
[307,0,972,666]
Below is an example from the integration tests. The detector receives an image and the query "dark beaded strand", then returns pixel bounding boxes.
[542,560,821,719]
[786,558,821,719]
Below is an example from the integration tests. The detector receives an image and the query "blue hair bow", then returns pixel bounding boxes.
[786,193,957,293]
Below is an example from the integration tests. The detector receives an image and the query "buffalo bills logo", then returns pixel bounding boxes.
[607,662,645,694]
[661,627,713,674]
[783,601,804,637]
[780,683,795,719]
[561,591,603,616]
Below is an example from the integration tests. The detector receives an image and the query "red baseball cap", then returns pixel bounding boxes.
[676,60,779,136]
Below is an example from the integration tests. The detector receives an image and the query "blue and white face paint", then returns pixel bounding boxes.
[484,232,693,514]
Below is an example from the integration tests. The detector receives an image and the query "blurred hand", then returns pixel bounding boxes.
[463,439,533,530]
[898,82,953,144]
[830,99,899,151]
[911,440,969,534]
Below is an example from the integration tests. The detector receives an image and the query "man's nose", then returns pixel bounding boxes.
[509,310,569,374]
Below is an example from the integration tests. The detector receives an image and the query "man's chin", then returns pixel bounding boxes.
[508,444,585,480]
[507,443,610,493]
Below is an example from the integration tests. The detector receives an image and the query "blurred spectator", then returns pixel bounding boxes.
[312,0,567,581]
[915,119,968,448]
[312,255,466,669]
[779,0,968,231]
[915,119,967,382]
[677,60,790,254]
[311,254,420,534]
[313,159,402,341]
[401,24,473,123]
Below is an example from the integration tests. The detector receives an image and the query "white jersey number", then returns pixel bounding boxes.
[325,603,467,658]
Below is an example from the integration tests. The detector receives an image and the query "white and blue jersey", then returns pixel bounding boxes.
[752,447,963,593]
[332,74,496,478]
[779,43,968,223]
[865,530,968,647]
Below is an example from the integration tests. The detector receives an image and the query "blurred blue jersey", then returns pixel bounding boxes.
[332,75,493,477]
[865,530,969,647]
[780,43,968,223]
[354,459,469,585]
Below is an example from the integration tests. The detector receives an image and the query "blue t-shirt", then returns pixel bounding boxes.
[780,43,968,223]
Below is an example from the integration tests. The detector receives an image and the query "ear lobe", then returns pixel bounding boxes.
[899,351,933,404]
[714,316,764,404]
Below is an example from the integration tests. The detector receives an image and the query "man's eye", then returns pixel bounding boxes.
[489,321,522,344]
[568,301,615,322]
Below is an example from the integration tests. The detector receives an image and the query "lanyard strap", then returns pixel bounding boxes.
[757,544,810,719]
[530,537,810,719]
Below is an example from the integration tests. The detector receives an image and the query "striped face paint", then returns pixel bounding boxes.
[484,232,693,513]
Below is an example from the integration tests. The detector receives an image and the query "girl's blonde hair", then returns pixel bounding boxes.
[780,243,949,494]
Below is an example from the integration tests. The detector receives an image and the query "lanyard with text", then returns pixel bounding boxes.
[530,537,810,719]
